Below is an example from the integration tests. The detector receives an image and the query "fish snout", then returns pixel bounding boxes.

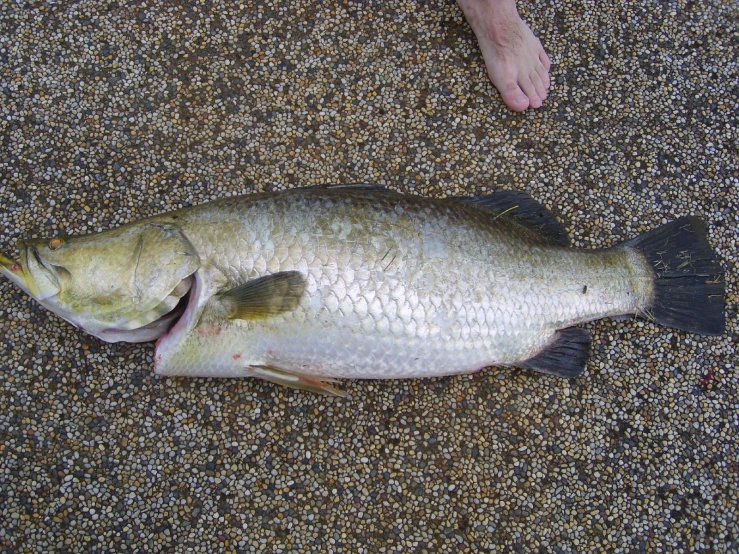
[0,245,31,293]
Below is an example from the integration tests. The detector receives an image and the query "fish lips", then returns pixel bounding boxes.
[16,239,65,301]
[0,240,63,302]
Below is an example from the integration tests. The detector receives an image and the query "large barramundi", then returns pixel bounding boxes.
[0,187,725,396]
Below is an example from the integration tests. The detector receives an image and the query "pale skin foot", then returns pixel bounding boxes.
[457,0,551,111]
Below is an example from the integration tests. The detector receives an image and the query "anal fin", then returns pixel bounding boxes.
[519,327,591,378]
[249,365,350,398]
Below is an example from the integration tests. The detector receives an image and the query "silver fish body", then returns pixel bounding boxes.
[1,187,725,394]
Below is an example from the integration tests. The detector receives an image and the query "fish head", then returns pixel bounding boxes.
[0,221,201,342]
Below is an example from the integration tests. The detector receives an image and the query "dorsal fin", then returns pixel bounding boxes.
[217,271,306,320]
[455,189,569,246]
[307,183,391,193]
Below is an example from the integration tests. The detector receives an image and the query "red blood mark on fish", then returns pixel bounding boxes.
[11,264,20,272]
[233,354,241,361]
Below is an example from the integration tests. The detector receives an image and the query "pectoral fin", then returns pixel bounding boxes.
[250,365,350,398]
[218,271,306,320]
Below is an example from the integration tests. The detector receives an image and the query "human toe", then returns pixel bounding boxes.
[519,75,543,109]
[536,59,551,92]
[540,49,551,72]
[500,81,531,112]
[531,69,548,101]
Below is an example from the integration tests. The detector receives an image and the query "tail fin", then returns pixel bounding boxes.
[626,217,725,335]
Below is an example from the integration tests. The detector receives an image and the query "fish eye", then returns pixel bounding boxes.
[49,238,64,250]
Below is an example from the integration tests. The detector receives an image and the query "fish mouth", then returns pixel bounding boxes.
[0,241,67,301]
[0,251,26,289]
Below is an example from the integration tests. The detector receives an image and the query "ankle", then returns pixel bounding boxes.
[458,0,522,42]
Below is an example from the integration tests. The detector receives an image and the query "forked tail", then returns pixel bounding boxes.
[625,216,725,335]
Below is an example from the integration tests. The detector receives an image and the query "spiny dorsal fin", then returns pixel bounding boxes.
[250,365,350,398]
[456,189,569,246]
[518,327,591,378]
[218,271,306,320]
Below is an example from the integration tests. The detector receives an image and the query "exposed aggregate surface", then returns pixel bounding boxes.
[0,0,737,552]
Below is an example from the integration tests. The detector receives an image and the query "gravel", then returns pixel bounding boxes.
[0,0,737,552]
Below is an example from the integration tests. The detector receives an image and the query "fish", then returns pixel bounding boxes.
[0,186,725,396]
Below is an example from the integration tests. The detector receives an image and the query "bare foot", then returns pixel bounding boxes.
[457,0,551,111]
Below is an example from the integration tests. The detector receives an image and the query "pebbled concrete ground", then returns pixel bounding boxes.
[0,0,737,552]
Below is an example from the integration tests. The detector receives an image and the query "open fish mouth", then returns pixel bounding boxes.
[0,249,40,298]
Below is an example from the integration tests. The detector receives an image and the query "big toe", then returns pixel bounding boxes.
[500,81,531,112]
